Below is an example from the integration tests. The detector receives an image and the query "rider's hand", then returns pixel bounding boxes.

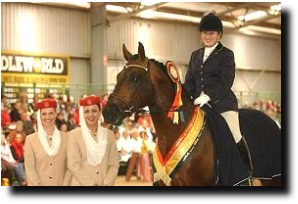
[194,94,211,107]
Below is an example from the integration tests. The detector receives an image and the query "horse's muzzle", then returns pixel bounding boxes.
[102,103,126,126]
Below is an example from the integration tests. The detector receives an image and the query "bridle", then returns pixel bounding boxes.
[109,58,151,116]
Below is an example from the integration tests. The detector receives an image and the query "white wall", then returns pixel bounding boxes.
[223,33,281,71]
[1,2,91,87]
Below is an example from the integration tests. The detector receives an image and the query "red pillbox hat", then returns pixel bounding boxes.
[35,99,57,110]
[79,95,101,107]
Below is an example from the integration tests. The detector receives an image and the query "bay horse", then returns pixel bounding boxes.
[103,42,281,186]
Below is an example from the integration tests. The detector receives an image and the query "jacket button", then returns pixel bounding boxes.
[201,85,204,88]
[96,171,99,174]
[201,78,204,81]
[50,163,53,166]
[200,65,203,68]
[49,176,53,179]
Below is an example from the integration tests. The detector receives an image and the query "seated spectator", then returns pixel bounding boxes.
[138,131,153,182]
[1,103,11,130]
[20,111,35,135]
[7,121,27,144]
[130,127,142,153]
[59,122,68,132]
[10,100,22,122]
[10,133,25,163]
[55,111,66,130]
[1,94,11,110]
[117,128,134,163]
[28,94,39,117]
[1,134,27,186]
[66,113,77,131]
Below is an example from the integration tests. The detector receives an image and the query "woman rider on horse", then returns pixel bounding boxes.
[184,13,253,185]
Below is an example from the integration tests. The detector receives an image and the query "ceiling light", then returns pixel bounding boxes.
[138,10,201,23]
[31,2,91,9]
[245,25,281,35]
[270,3,281,12]
[141,2,160,7]
[238,11,267,22]
[106,5,132,13]
[269,3,281,15]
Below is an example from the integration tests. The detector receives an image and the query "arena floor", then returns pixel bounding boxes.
[114,176,152,186]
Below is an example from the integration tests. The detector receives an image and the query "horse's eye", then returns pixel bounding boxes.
[130,75,139,83]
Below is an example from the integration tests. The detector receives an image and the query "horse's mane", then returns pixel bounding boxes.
[131,54,191,99]
[150,59,167,74]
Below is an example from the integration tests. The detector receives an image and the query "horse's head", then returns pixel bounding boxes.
[103,42,158,125]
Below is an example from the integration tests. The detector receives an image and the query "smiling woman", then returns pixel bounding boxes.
[67,95,119,186]
[24,98,70,186]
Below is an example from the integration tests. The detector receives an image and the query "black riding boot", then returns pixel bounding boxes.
[237,137,253,186]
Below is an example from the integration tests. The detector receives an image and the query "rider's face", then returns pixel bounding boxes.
[201,31,220,47]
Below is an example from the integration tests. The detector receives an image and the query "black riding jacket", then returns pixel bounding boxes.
[184,42,238,113]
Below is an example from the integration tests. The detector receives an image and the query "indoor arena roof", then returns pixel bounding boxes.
[33,2,281,37]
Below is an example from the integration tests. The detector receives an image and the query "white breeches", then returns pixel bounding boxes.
[220,111,243,143]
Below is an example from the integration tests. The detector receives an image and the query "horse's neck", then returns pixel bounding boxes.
[150,93,194,156]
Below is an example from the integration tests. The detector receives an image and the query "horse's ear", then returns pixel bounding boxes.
[122,44,132,61]
[138,42,145,61]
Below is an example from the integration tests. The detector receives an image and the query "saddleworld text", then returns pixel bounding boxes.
[1,55,67,74]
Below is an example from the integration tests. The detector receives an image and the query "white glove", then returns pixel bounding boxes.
[194,94,211,107]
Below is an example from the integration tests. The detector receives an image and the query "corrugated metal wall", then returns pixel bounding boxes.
[224,33,281,71]
[106,18,198,63]
[1,2,91,86]
[105,17,281,69]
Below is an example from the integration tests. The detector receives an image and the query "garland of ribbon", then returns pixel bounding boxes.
[166,61,184,124]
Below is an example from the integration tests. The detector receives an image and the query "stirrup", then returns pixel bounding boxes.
[242,136,254,172]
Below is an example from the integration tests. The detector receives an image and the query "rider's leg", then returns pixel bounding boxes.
[221,111,253,185]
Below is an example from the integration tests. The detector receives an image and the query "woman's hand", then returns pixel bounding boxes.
[194,94,210,107]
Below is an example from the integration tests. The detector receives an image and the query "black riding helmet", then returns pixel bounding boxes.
[199,13,223,33]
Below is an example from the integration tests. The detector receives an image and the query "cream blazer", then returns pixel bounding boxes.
[24,131,70,186]
[67,127,119,186]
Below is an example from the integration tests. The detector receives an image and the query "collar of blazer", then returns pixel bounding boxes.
[199,42,224,53]
[198,42,224,63]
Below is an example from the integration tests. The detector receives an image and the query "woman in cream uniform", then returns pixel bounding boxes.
[24,99,70,186]
[68,95,119,186]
